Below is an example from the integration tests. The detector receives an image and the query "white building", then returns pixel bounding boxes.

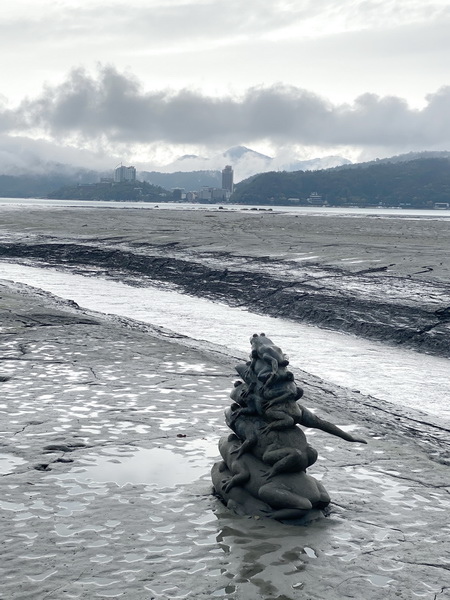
[114,165,136,183]
[199,187,230,201]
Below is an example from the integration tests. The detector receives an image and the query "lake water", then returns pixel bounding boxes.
[1,261,449,423]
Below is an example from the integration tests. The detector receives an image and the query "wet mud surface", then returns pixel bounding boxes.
[1,282,449,600]
[0,207,449,357]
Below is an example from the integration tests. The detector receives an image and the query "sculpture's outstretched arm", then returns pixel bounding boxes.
[300,407,367,444]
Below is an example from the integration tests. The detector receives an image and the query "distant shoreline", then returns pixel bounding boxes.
[2,196,450,218]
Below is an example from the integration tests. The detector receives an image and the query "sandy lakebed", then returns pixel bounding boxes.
[0,203,449,599]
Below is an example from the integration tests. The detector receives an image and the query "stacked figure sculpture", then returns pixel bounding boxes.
[212,333,367,523]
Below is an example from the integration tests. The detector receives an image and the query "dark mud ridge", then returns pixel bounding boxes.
[1,241,450,358]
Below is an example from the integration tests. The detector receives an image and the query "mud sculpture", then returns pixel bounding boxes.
[212,333,367,524]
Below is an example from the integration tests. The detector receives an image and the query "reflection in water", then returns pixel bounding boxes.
[0,452,26,474]
[57,445,213,487]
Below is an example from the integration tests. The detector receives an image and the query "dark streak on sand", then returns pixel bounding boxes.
[1,239,449,357]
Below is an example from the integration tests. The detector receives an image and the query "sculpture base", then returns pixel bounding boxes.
[211,434,330,525]
[212,462,328,525]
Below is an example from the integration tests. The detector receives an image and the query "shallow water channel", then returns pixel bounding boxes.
[1,261,449,422]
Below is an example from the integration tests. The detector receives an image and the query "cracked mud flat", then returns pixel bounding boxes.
[1,282,449,600]
[0,205,449,357]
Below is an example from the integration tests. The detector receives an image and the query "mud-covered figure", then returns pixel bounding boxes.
[215,434,330,521]
[211,333,367,524]
[261,373,304,431]
[249,333,289,387]
[225,407,318,478]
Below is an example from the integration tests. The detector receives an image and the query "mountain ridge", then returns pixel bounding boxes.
[232,155,450,208]
[1,148,450,201]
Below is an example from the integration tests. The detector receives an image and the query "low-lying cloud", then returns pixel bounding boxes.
[4,66,450,153]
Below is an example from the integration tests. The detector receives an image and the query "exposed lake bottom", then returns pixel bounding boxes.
[1,203,449,599]
[1,261,449,422]
[1,278,449,600]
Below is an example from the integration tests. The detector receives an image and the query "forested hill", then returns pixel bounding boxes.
[231,157,450,208]
[47,180,169,202]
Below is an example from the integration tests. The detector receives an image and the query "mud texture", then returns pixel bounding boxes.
[0,206,449,357]
[1,280,449,600]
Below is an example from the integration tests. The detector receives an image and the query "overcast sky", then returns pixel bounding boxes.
[2,0,450,171]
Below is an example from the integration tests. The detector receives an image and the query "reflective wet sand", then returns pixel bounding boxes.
[1,281,449,599]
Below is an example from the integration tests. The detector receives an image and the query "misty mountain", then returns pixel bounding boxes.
[332,150,450,171]
[165,145,350,181]
[164,145,272,175]
[1,148,448,201]
[0,144,351,197]
[232,156,450,208]
[365,150,450,166]
[222,145,272,162]
[0,169,104,198]
[283,155,352,171]
[139,170,221,190]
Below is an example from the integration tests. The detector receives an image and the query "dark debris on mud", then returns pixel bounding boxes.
[1,241,450,358]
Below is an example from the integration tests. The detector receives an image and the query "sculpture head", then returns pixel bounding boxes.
[250,332,266,343]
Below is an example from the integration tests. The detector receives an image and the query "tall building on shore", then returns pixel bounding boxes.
[221,165,234,193]
[114,164,136,183]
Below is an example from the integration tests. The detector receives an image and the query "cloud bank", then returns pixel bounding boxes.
[4,67,449,150]
[1,65,450,176]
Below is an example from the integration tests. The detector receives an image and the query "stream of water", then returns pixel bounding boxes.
[1,261,449,422]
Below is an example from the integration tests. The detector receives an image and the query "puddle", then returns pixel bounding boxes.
[367,574,395,587]
[0,452,26,474]
[56,445,213,487]
[304,547,317,558]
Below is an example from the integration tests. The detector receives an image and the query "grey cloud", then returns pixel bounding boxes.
[7,67,450,151]
[0,106,20,133]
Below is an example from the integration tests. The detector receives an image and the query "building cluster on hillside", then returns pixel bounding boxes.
[173,165,234,202]
[99,164,137,185]
[114,164,136,183]
[99,163,234,203]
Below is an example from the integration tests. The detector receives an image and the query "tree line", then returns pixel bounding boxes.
[231,158,450,208]
[47,180,169,202]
